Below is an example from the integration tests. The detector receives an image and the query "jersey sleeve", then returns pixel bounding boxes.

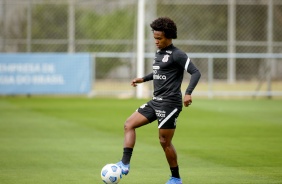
[173,51,201,95]
[185,61,201,95]
[142,72,153,82]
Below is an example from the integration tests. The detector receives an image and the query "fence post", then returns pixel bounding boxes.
[208,56,214,99]
[26,0,32,52]
[88,53,96,98]
[68,0,75,53]
[267,0,273,99]
[136,0,145,98]
[228,0,236,84]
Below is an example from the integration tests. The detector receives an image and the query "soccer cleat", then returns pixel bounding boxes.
[116,161,130,175]
[166,176,182,184]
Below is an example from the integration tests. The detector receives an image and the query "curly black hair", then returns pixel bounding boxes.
[150,17,177,39]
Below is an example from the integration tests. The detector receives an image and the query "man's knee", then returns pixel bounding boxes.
[159,135,171,148]
[124,117,140,131]
[124,118,132,131]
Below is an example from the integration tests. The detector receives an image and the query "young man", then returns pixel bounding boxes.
[116,17,201,184]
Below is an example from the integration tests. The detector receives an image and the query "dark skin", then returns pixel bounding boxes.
[123,30,192,168]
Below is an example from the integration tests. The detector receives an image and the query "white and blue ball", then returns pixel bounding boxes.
[101,164,122,184]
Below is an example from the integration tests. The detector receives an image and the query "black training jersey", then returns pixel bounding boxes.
[143,44,201,104]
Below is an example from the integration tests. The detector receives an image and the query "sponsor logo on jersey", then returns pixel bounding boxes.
[156,109,166,118]
[153,64,166,80]
[162,54,170,62]
[153,74,166,80]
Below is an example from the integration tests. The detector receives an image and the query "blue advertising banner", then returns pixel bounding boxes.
[0,53,92,94]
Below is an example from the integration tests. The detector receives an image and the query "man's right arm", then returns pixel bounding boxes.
[131,73,153,87]
[142,73,153,82]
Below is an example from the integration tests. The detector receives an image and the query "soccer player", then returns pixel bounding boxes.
[116,17,201,184]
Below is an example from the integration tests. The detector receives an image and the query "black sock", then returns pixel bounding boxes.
[121,147,133,165]
[170,166,180,178]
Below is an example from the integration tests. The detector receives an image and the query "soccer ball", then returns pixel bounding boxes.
[101,164,122,184]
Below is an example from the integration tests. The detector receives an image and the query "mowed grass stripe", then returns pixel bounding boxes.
[0,97,281,184]
[0,99,124,183]
[174,99,282,183]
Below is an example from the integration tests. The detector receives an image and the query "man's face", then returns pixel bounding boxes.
[153,30,171,49]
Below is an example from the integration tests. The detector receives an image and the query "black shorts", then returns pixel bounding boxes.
[137,100,182,129]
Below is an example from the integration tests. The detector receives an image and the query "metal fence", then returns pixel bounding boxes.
[92,52,282,99]
[1,0,282,98]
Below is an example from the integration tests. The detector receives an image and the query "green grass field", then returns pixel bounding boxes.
[0,97,282,184]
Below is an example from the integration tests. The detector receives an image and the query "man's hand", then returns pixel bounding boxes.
[131,78,144,87]
[183,94,192,107]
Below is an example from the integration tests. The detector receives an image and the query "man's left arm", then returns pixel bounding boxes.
[184,60,201,107]
[185,61,201,95]
[173,51,201,106]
